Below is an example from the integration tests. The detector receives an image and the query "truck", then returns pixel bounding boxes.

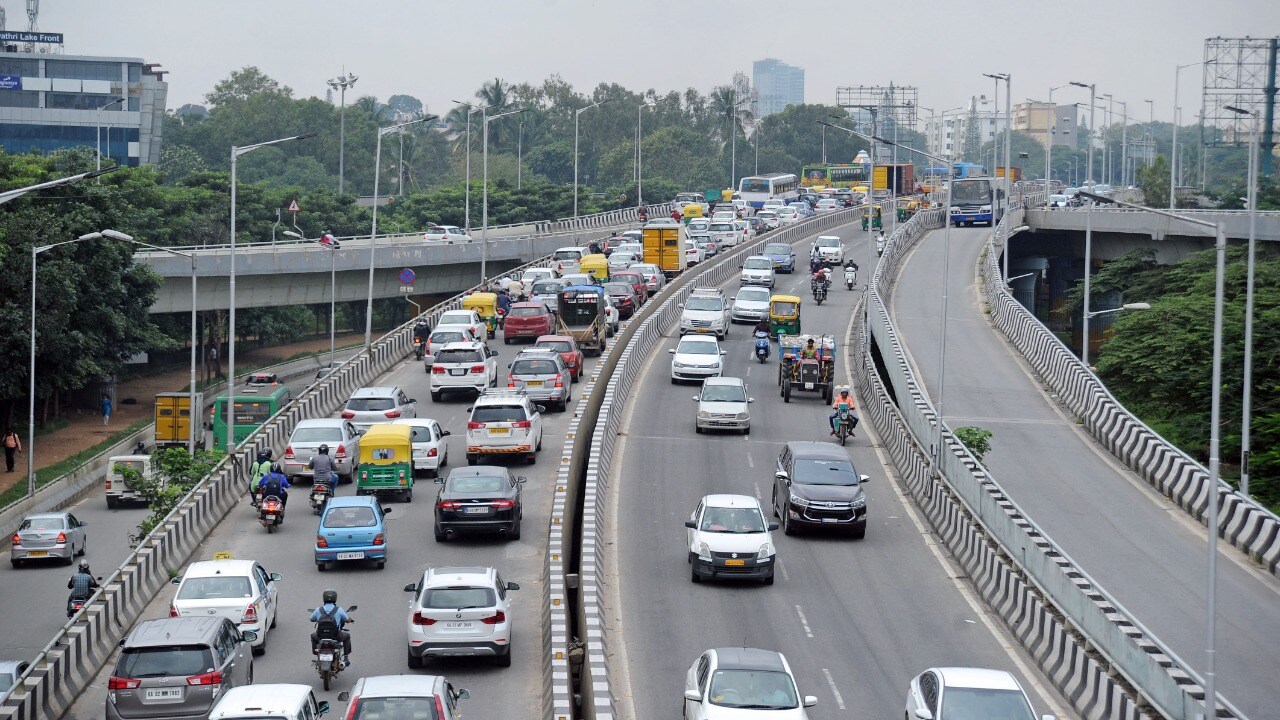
[995,166,1023,182]
[556,285,608,356]
[642,219,688,277]
[154,391,204,450]
[873,163,916,196]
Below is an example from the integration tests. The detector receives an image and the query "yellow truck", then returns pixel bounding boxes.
[154,391,204,449]
[642,219,688,278]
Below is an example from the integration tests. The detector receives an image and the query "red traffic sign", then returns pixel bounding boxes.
[287,198,300,214]
[399,268,416,285]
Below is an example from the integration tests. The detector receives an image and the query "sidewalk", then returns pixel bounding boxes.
[0,333,364,496]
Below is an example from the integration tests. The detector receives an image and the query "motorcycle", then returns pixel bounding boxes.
[310,482,333,515]
[66,577,102,618]
[753,330,770,364]
[312,605,356,691]
[259,495,284,533]
[811,279,829,306]
[844,266,857,290]
[833,403,857,446]
[413,338,425,361]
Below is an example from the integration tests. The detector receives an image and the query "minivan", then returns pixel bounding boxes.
[209,684,329,720]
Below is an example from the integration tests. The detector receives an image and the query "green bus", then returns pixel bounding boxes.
[801,162,871,189]
[210,384,293,450]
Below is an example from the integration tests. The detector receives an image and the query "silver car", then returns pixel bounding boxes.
[282,418,361,482]
[506,349,573,412]
[342,386,418,430]
[10,511,87,567]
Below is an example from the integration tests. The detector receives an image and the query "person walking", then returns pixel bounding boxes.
[3,429,20,472]
[101,394,112,426]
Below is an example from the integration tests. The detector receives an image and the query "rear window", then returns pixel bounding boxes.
[178,576,252,600]
[448,474,507,493]
[536,340,572,353]
[19,517,64,531]
[604,283,632,296]
[351,698,439,720]
[439,312,473,325]
[346,397,394,412]
[117,645,214,679]
[532,281,561,295]
[291,426,343,443]
[511,359,560,375]
[111,459,146,475]
[552,250,582,260]
[709,223,734,232]
[472,405,527,423]
[430,331,465,344]
[323,506,377,528]
[435,349,483,364]
[423,587,496,609]
[509,306,544,317]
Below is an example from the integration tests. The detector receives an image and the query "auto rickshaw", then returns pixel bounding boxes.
[462,292,500,338]
[681,203,704,223]
[768,294,801,338]
[861,204,883,230]
[581,253,609,282]
[356,423,415,502]
[897,199,920,222]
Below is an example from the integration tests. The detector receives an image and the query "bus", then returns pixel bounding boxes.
[738,173,800,209]
[800,163,871,189]
[210,384,293,450]
[948,176,1006,227]
[951,162,988,179]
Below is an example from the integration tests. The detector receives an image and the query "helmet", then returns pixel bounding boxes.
[322,589,337,605]
[78,560,90,573]
[318,444,329,455]
[271,463,282,474]
[839,386,851,395]
[257,448,272,463]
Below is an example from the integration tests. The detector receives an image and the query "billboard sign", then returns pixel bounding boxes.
[0,31,63,44]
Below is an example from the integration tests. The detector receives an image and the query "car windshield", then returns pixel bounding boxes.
[472,406,527,423]
[347,397,394,412]
[448,474,508,494]
[688,220,709,231]
[792,458,858,486]
[0,672,14,689]
[423,587,496,609]
[117,646,215,679]
[178,576,252,600]
[817,238,840,247]
[509,306,544,317]
[536,340,573,353]
[702,384,747,402]
[352,697,439,720]
[686,297,723,311]
[511,359,560,376]
[20,517,65,531]
[940,687,1036,720]
[744,258,772,270]
[737,288,770,303]
[764,244,790,255]
[677,340,719,355]
[435,349,484,364]
[707,669,798,709]
[323,506,377,528]
[552,250,580,260]
[439,312,473,325]
[700,506,766,533]
[292,426,343,443]
[430,331,465,344]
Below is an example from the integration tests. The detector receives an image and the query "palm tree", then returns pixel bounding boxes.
[708,85,753,145]
[476,78,515,147]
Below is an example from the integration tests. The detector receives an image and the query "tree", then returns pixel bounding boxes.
[204,66,291,108]
[962,98,982,163]
[124,448,221,545]
[1137,155,1171,208]
[158,144,208,185]
[978,130,1049,178]
[386,94,424,118]
[955,426,994,464]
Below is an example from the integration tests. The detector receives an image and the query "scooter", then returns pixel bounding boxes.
[844,265,857,290]
[259,495,284,533]
[811,279,828,306]
[310,482,333,515]
[876,237,886,257]
[833,403,857,446]
[753,330,770,364]
[312,605,356,691]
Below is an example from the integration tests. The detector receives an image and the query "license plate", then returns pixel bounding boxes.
[26,550,47,557]
[526,380,543,387]
[724,559,746,567]
[265,514,276,520]
[145,688,182,700]
[804,382,814,390]
[466,507,489,514]
[319,653,334,661]
[821,518,839,523]
[336,551,365,560]
[449,368,466,376]
[489,428,510,435]
[444,621,474,629]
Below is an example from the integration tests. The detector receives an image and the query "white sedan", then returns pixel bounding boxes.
[776,208,801,225]
[169,558,281,655]
[391,417,451,477]
[609,251,640,271]
[435,310,486,344]
[685,241,706,266]
[669,336,725,384]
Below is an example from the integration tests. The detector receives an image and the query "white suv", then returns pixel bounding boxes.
[686,494,777,584]
[430,341,499,401]
[404,566,520,668]
[679,289,731,340]
[814,235,845,265]
[168,558,282,655]
[342,386,418,430]
[707,221,738,248]
[466,390,545,465]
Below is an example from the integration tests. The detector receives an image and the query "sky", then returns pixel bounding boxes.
[24,0,1280,127]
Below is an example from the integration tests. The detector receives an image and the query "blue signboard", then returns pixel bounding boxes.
[0,31,63,44]
[0,76,20,91]
[398,268,415,285]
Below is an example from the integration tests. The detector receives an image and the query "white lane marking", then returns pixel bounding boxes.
[822,668,847,710]
[794,604,814,638]
[778,558,791,583]
[752,482,762,500]
[747,453,755,468]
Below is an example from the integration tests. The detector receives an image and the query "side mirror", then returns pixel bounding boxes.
[434,476,445,484]
[913,709,934,720]
[458,688,471,700]
[803,696,818,708]
[768,522,779,531]
[270,572,284,582]
[403,583,417,592]
[506,582,520,591]
[668,349,676,354]
[517,476,528,484]
[691,396,700,402]
[317,701,331,716]
[171,576,181,585]
[684,690,701,702]
[720,351,727,355]
[859,474,870,483]
[677,303,684,309]
[338,691,351,702]
[381,508,392,515]
[507,362,513,368]
[347,604,358,612]
[241,631,259,642]
[684,520,697,529]
[535,405,547,414]
[748,398,755,403]
[775,471,789,481]
[441,430,451,437]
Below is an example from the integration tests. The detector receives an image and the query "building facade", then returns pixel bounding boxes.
[925,95,1007,159]
[0,52,167,166]
[752,58,804,119]
[1012,101,1078,149]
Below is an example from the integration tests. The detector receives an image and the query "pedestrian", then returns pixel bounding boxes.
[3,429,20,472]
[101,394,112,426]
[208,344,221,379]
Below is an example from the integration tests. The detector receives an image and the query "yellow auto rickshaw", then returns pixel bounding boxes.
[768,294,802,338]
[581,253,609,282]
[861,204,883,230]
[897,199,921,222]
[462,292,500,338]
[356,423,414,502]
[681,203,704,222]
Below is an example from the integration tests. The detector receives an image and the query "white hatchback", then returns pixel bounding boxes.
[423,225,471,243]
[436,310,487,343]
[391,417,451,477]
[906,667,1053,720]
[776,207,801,225]
[405,566,520,667]
[669,335,726,383]
[169,558,282,655]
[686,494,776,583]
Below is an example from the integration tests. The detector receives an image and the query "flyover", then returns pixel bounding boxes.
[1026,206,1280,243]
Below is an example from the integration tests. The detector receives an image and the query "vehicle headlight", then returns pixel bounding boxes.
[697,543,712,562]
[697,410,710,419]
[757,544,774,561]
[735,412,749,420]
[980,205,992,213]
[673,361,687,368]
[851,497,866,510]
[788,493,809,508]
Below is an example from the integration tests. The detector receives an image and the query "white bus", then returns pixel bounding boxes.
[738,173,800,209]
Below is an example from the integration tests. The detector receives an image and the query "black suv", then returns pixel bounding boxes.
[771,441,870,538]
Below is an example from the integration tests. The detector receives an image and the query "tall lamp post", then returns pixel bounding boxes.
[326,72,358,195]
[95,97,124,171]
[573,99,610,220]
[451,101,490,233]
[1226,104,1259,498]
[483,107,527,282]
[1070,82,1096,185]
[985,73,1012,279]
[366,116,437,350]
[1042,84,1072,199]
[1171,62,1202,210]
[285,231,337,368]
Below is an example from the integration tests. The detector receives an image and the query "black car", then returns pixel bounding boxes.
[433,466,526,541]
[771,441,870,538]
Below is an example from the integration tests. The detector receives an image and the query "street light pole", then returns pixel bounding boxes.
[986,73,1011,279]
[754,120,762,176]
[452,102,489,233]
[95,97,124,171]
[1226,105,1259,497]
[1082,199,1094,365]
[286,231,336,368]
[326,73,358,195]
[484,107,527,282]
[1071,82,1095,185]
[573,99,609,220]
[517,120,523,190]
[1171,62,1200,210]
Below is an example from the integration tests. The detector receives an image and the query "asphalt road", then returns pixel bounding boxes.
[52,323,618,720]
[615,223,1075,720]
[890,224,1280,719]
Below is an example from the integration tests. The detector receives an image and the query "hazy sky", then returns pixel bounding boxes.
[29,1,1280,127]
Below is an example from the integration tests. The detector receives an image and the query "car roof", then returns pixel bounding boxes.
[786,440,853,461]
[473,391,531,406]
[703,376,744,387]
[703,493,760,509]
[817,235,841,241]
[424,566,495,585]
[295,418,347,428]
[713,647,787,672]
[351,386,398,397]
[209,684,314,718]
[184,559,256,578]
[535,335,574,343]
[743,255,771,262]
[935,667,1021,690]
[447,465,508,479]
[440,308,477,315]
[431,325,471,335]
[512,301,547,309]
[391,417,435,428]
[354,674,445,699]
[326,495,380,509]
[125,617,224,648]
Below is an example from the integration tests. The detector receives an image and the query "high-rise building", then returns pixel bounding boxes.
[0,52,168,166]
[1012,101,1078,149]
[752,59,804,118]
[925,95,1007,160]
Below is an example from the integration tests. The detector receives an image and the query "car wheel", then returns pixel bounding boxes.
[467,455,477,466]
[527,452,537,465]
[407,647,424,669]
[404,488,413,503]
[851,527,866,540]
[691,566,701,583]
[511,521,522,541]
[763,571,775,586]
[671,377,679,385]
[434,524,447,542]
[441,449,448,467]
[106,497,118,509]
[504,337,511,345]
[316,562,327,572]
[695,424,703,434]
[375,559,386,570]
[495,649,512,667]
[9,559,18,568]
[781,510,795,536]
[431,391,442,402]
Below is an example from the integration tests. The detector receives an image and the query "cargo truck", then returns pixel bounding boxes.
[872,163,916,196]
[154,391,204,450]
[995,166,1023,182]
[642,219,688,278]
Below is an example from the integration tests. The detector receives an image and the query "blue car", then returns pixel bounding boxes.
[314,496,392,571]
[761,242,796,274]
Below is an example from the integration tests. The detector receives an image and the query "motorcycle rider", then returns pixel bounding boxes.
[753,319,771,336]
[811,266,830,294]
[310,589,353,667]
[829,385,858,435]
[67,560,99,610]
[249,449,273,505]
[257,463,291,508]
[307,445,337,489]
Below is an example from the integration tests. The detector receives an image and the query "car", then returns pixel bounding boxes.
[685,240,706,266]
[686,494,776,583]
[683,648,816,719]
[761,198,787,212]
[1048,194,1070,208]
[707,221,738,248]
[630,263,666,295]
[168,558,282,655]
[814,235,844,265]
[10,511,87,567]
[601,235,628,255]
[314,495,392,570]
[106,617,256,720]
[423,324,482,367]
[519,267,559,286]
[620,229,644,244]
[678,288,731,340]
[772,441,870,538]
[433,466,526,541]
[787,201,813,218]
[404,566,520,667]
[602,294,621,335]
[833,188,855,206]
[616,241,644,257]
[550,246,587,274]
[731,286,772,324]
[246,372,280,386]
[505,348,573,411]
[423,225,471,243]
[906,667,1054,720]
[756,210,780,229]
[435,309,486,343]
[313,365,335,383]
[527,278,567,314]
[686,218,711,235]
[465,389,545,464]
[105,454,154,507]
[534,334,586,382]
[608,250,640,271]
[612,270,648,306]
[430,342,499,401]
[691,233,718,257]
[693,377,753,434]
[710,210,737,224]
[342,386,418,430]
[762,241,796,273]
[669,335,726,384]
[815,198,839,212]
[733,219,753,245]
[341,675,470,720]
[283,419,361,482]
[739,255,776,288]
[603,281,639,319]
[391,417,451,478]
[503,301,556,343]
[745,216,767,235]
[0,660,30,703]
[559,272,595,287]
[1062,186,1080,197]
[209,684,329,720]
[776,207,801,225]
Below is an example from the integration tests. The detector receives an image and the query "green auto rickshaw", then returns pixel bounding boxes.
[861,204,883,230]
[356,424,414,502]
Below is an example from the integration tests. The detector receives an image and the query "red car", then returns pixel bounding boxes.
[503,302,555,343]
[535,335,585,382]
[612,270,647,307]
[603,281,638,319]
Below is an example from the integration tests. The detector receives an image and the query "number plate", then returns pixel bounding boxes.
[489,428,510,435]
[821,517,839,523]
[145,688,183,700]
[265,514,276,520]
[26,550,47,557]
[336,551,365,560]
[465,507,489,514]
[444,621,474,629]
[449,368,466,376]
[804,382,814,390]
[526,380,543,387]
[724,559,746,567]
[319,653,334,661]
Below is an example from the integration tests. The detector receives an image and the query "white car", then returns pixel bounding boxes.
[608,251,640,271]
[423,225,471,243]
[761,198,787,212]
[776,207,801,225]
[730,286,771,324]
[669,335,726,383]
[465,390,544,464]
[739,255,776,288]
[684,240,706,266]
[429,341,499,401]
[906,667,1054,720]
[756,210,780,229]
[814,235,845,265]
[693,377,753,434]
[1048,194,1070,208]
[602,295,620,335]
[708,222,738,248]
[630,263,665,295]
[550,246,586,274]
[733,219,753,245]
[405,566,519,668]
[391,417,450,477]
[168,559,282,655]
[282,418,361,481]
[679,289,731,340]
[559,273,594,287]
[815,198,839,212]
[520,267,559,286]
[710,210,737,224]
[423,324,482,367]
[436,310,487,343]
[686,493,774,581]
[342,386,418,429]
[683,648,815,719]
[686,219,711,235]
[528,278,566,314]
[691,233,717,258]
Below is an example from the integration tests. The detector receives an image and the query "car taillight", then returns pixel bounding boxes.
[11,533,19,546]
[108,677,141,690]
[344,697,361,720]
[56,532,67,544]
[438,500,462,510]
[186,670,223,686]
[507,380,516,389]
[384,409,402,418]
[341,410,355,419]
[284,445,295,460]
[467,421,485,430]
[480,610,507,625]
[372,533,385,546]
[470,365,486,374]
[335,444,347,459]
[513,420,531,429]
[554,378,564,388]
[432,365,446,374]
[427,448,438,458]
[316,535,328,548]
[492,499,515,510]
[412,613,437,626]
[169,604,179,618]
[435,696,446,719]
[104,478,112,490]
[242,603,258,624]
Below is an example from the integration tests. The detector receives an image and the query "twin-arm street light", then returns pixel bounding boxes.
[285,230,337,368]
[326,72,358,194]
[95,97,125,171]
[984,73,1011,192]
[573,99,611,220]
[1085,303,1150,319]
[1070,82,1096,185]
[452,101,495,233]
[484,107,528,282]
[1226,104,1259,498]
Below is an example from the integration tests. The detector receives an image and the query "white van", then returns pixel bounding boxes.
[105,454,155,508]
[551,246,587,274]
[209,684,329,720]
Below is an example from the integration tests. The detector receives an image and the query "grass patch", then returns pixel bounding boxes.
[0,418,151,511]
[33,418,69,437]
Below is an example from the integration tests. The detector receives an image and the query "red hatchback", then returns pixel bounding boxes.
[535,335,586,381]
[612,270,647,307]
[503,302,555,344]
